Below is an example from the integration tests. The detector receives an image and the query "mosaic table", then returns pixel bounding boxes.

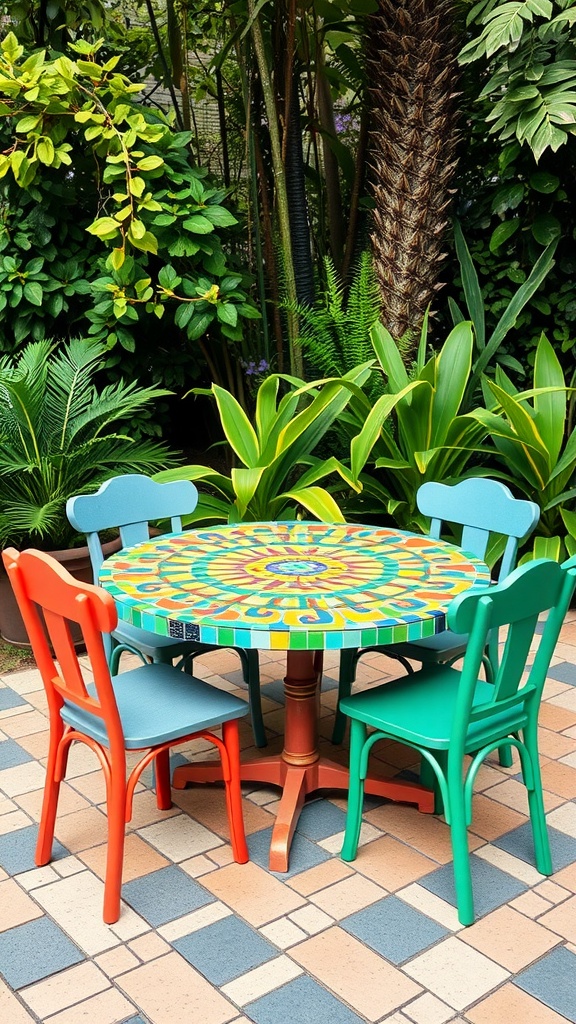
[101,520,491,870]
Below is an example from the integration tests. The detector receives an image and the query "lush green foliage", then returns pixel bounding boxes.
[0,32,259,394]
[157,366,371,524]
[470,334,576,559]
[341,320,491,531]
[460,0,576,163]
[0,338,176,549]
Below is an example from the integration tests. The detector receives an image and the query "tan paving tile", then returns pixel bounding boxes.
[137,813,224,861]
[0,709,49,738]
[396,884,462,931]
[206,844,235,867]
[403,936,509,1010]
[16,782,91,821]
[30,871,131,955]
[288,904,334,934]
[127,931,171,962]
[0,809,33,835]
[52,806,110,853]
[0,877,44,931]
[510,890,555,918]
[93,946,140,976]
[548,687,576,713]
[551,859,576,892]
[67,770,107,805]
[171,787,273,836]
[347,835,439,890]
[538,893,576,942]
[539,700,576,730]
[403,992,456,1024]
[40,987,136,1024]
[474,843,545,885]
[159,902,232,942]
[78,834,169,882]
[221,955,302,1005]
[201,861,305,926]
[469,794,527,840]
[538,726,576,759]
[546,800,576,837]
[465,982,570,1024]
[0,978,37,1023]
[364,803,481,864]
[259,916,308,948]
[459,905,560,971]
[286,857,354,896]
[19,962,109,1018]
[533,879,572,903]
[290,926,422,1021]
[482,777,564,813]
[0,761,46,797]
[117,950,237,1024]
[540,759,576,799]
[12,731,50,760]
[308,872,385,919]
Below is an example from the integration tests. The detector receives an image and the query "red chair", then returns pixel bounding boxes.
[2,547,249,924]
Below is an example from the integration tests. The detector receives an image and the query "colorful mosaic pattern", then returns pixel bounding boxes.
[99,521,491,651]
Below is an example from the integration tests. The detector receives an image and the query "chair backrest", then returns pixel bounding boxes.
[1,548,125,751]
[66,474,199,579]
[446,554,576,751]
[417,479,540,580]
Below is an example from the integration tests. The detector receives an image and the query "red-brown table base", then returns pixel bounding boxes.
[172,650,435,872]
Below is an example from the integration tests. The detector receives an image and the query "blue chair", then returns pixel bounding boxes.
[333,478,540,745]
[66,474,266,748]
[340,555,576,925]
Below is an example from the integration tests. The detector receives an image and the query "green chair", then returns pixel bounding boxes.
[333,478,540,745]
[340,555,576,926]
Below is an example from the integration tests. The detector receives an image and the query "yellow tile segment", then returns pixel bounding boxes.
[465,983,571,1024]
[290,926,422,1021]
[403,937,509,1010]
[459,905,560,971]
[116,951,238,1024]
[30,871,123,956]
[19,962,110,1018]
[0,877,44,932]
[201,861,306,926]
[551,859,576,892]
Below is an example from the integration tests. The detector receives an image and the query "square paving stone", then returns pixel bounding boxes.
[493,822,576,872]
[341,895,449,964]
[546,662,576,685]
[247,827,331,879]
[245,973,365,1024]
[121,865,215,926]
[419,853,527,918]
[515,945,576,1022]
[0,686,27,712]
[0,917,84,989]
[295,799,348,841]
[0,738,34,770]
[0,825,68,875]
[173,915,278,985]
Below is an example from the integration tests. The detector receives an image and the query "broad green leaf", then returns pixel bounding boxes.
[454,221,485,350]
[255,375,280,445]
[231,467,264,516]
[532,335,565,465]
[279,485,345,522]
[370,322,409,390]
[350,381,425,478]
[432,322,474,444]
[490,220,519,251]
[86,217,120,238]
[23,281,43,306]
[560,507,576,541]
[533,535,562,561]
[212,384,259,467]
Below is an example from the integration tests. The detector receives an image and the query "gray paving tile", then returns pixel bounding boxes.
[515,946,576,1022]
[0,825,68,875]
[0,917,84,989]
[122,865,214,926]
[546,661,576,685]
[247,827,331,879]
[245,974,365,1024]
[295,799,348,841]
[419,853,527,917]
[493,822,576,871]
[0,738,33,770]
[0,686,27,712]
[341,895,449,963]
[173,915,277,984]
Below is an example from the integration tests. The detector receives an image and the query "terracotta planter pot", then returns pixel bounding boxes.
[0,537,121,647]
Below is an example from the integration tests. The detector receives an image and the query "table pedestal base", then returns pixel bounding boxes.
[172,649,434,871]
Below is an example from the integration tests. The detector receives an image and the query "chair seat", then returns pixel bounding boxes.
[62,663,249,749]
[112,621,194,658]
[385,629,469,663]
[339,667,527,751]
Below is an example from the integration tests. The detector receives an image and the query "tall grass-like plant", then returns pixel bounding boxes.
[158,365,371,524]
[0,339,175,549]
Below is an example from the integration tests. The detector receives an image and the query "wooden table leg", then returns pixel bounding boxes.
[172,648,434,871]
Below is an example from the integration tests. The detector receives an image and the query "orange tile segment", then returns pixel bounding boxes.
[116,951,237,1024]
[0,878,44,932]
[201,861,306,926]
[459,905,560,971]
[348,835,439,890]
[465,982,570,1024]
[78,834,169,882]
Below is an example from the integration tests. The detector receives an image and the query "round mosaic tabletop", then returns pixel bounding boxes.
[100,521,491,652]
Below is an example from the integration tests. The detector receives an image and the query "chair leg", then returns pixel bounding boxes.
[420,751,446,815]
[221,720,249,864]
[333,648,358,744]
[36,723,64,866]
[341,718,367,861]
[523,724,553,875]
[447,774,475,926]
[103,771,128,925]
[154,748,172,811]
[239,649,266,749]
